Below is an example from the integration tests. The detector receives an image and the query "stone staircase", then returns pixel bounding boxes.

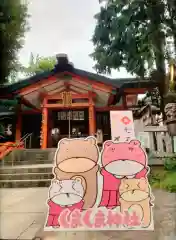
[0,147,169,188]
[0,148,56,188]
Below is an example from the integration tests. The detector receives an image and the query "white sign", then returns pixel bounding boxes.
[110,111,135,142]
[136,132,150,148]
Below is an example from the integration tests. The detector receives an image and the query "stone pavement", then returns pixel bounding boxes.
[0,188,176,240]
[0,188,47,239]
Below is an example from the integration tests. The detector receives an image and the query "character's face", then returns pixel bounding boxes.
[119,178,150,202]
[49,178,84,206]
[102,140,146,177]
[56,137,99,173]
[105,160,144,178]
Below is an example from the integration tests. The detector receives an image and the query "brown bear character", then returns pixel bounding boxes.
[119,178,154,228]
[54,137,99,210]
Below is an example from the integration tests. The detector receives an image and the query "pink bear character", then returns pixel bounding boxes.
[99,140,149,209]
[46,179,84,227]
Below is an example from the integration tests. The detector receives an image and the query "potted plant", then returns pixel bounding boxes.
[164,60,176,136]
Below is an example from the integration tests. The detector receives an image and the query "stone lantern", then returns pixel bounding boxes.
[165,61,176,136]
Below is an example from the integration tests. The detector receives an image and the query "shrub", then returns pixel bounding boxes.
[160,172,176,193]
[164,156,176,171]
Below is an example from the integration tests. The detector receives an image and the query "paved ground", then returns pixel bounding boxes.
[0,188,176,240]
[0,188,47,239]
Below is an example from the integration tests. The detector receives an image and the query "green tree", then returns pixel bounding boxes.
[0,0,29,84]
[165,1,176,52]
[92,0,169,77]
[21,53,57,77]
[92,0,176,115]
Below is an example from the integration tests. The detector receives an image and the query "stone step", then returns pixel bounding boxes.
[2,148,57,162]
[0,179,51,188]
[0,159,53,166]
[0,164,53,174]
[0,172,54,180]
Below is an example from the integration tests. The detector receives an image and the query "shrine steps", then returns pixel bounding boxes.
[0,148,166,188]
[0,164,53,188]
[0,148,56,188]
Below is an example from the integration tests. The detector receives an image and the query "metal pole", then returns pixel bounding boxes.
[29,133,32,149]
[68,110,71,139]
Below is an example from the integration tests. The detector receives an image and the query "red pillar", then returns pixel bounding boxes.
[41,98,48,149]
[88,92,96,136]
[15,102,22,142]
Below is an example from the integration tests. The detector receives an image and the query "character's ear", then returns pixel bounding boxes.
[86,137,96,145]
[73,177,82,184]
[71,175,86,192]
[103,140,113,148]
[59,138,69,145]
[51,179,58,185]
[51,179,62,187]
[129,140,141,146]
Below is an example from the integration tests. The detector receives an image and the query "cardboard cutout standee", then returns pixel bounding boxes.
[44,137,154,231]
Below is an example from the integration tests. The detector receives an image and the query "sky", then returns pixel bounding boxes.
[19,0,132,79]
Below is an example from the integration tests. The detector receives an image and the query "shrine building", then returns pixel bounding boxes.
[0,54,158,149]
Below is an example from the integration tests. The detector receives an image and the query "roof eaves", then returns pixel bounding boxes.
[0,66,157,96]
[0,70,55,94]
[73,68,142,87]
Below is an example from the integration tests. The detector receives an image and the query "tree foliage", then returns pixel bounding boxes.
[21,53,57,77]
[92,0,176,80]
[0,0,29,84]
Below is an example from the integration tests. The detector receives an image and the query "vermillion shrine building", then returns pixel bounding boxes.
[0,54,157,149]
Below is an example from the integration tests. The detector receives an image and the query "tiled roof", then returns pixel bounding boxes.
[0,65,158,96]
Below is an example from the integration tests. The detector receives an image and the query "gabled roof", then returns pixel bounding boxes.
[0,62,159,96]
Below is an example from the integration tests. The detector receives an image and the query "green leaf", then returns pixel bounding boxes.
[92,0,176,81]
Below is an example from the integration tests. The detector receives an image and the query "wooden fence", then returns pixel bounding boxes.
[140,125,175,153]
[96,126,176,166]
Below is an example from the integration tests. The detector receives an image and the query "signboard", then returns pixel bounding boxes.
[58,111,84,121]
[61,91,72,106]
[44,136,154,231]
[110,111,135,142]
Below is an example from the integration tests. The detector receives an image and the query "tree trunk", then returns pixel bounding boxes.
[148,0,166,120]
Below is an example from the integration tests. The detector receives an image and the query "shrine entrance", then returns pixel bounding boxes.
[41,91,96,149]
[49,109,89,147]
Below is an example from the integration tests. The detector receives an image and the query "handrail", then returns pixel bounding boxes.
[0,141,24,160]
[0,142,23,147]
[0,132,33,160]
[19,133,30,143]
[22,132,33,149]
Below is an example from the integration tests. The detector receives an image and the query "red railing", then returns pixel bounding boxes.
[0,141,24,160]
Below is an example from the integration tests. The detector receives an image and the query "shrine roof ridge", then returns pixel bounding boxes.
[0,66,159,96]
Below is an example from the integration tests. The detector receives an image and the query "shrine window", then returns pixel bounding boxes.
[57,110,85,121]
[72,98,88,103]
[48,99,62,104]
